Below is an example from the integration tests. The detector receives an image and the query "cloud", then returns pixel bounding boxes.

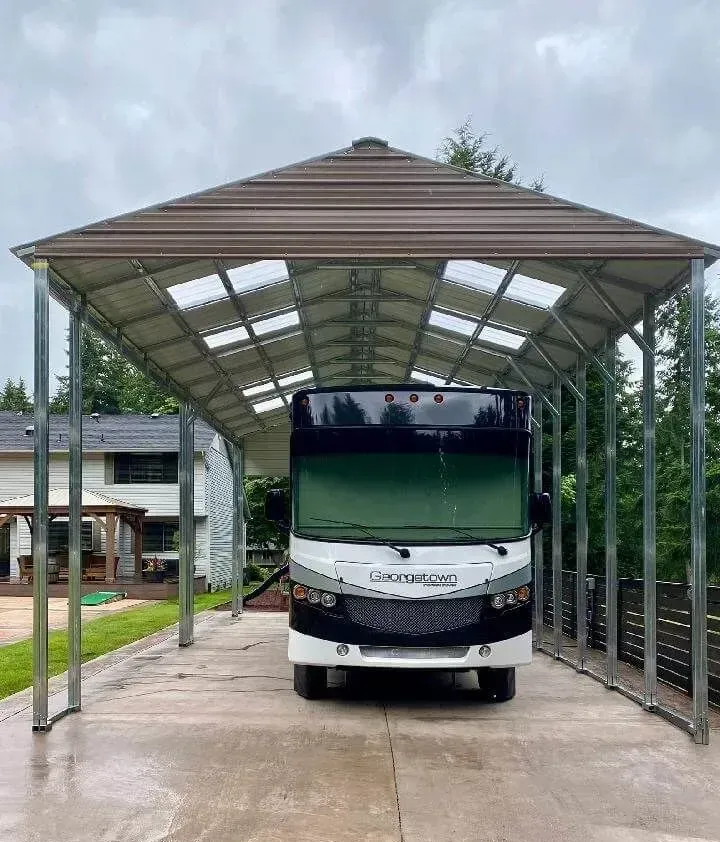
[0,0,718,390]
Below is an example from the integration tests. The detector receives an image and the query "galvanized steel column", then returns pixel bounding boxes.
[532,398,544,649]
[32,259,50,731]
[642,296,657,708]
[231,442,244,618]
[179,402,195,647]
[552,376,562,658]
[690,258,709,745]
[68,299,83,711]
[575,357,588,669]
[604,333,618,687]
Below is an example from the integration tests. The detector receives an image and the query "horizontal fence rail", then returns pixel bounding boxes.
[539,570,720,708]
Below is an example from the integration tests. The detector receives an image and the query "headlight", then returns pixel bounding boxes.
[491,593,506,609]
[320,592,337,608]
[307,589,321,605]
[505,591,518,606]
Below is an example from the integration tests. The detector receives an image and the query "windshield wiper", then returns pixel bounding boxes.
[397,525,509,556]
[308,516,411,558]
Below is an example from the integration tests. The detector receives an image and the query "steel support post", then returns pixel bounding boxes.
[552,376,563,658]
[642,296,657,708]
[68,300,83,711]
[533,399,544,649]
[231,442,244,618]
[179,403,195,647]
[690,258,709,745]
[576,357,588,669]
[604,333,618,687]
[32,259,50,732]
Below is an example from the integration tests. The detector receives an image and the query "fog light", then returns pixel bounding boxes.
[320,592,337,608]
[336,644,349,657]
[491,593,506,609]
[307,589,321,604]
[505,591,518,606]
[292,584,307,600]
[479,646,491,658]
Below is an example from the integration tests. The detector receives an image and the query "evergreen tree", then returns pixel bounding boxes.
[437,118,545,189]
[0,378,32,412]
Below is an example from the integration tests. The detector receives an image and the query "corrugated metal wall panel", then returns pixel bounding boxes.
[31,142,705,260]
[205,440,234,589]
[244,428,290,476]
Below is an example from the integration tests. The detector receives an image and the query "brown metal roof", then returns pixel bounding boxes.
[18,138,713,261]
[10,137,719,444]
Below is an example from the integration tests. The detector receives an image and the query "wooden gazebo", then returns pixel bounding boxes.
[0,488,146,583]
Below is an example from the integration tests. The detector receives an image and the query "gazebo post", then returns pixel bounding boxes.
[68,296,83,711]
[105,511,116,583]
[134,515,144,580]
[179,402,195,646]
[32,258,50,732]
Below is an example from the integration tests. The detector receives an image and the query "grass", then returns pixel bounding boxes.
[0,589,238,701]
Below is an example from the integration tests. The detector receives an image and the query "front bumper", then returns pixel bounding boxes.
[289,627,532,669]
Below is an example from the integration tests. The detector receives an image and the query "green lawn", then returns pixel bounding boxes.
[0,589,240,701]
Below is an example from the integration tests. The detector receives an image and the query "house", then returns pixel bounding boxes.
[0,411,234,590]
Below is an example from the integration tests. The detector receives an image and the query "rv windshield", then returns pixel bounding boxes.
[292,429,529,543]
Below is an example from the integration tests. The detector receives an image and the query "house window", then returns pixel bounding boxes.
[113,453,178,484]
[48,521,93,553]
[142,522,179,553]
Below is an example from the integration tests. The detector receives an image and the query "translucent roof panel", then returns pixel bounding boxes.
[428,309,475,337]
[253,385,314,414]
[227,260,290,294]
[204,324,249,350]
[444,261,565,309]
[252,310,300,337]
[167,273,227,309]
[242,381,275,398]
[242,369,313,397]
[477,325,526,350]
[410,369,446,386]
[252,395,285,413]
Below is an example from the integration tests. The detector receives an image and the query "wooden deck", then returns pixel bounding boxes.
[0,574,206,600]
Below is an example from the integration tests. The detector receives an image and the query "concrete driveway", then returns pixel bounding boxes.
[0,612,719,842]
[0,596,148,645]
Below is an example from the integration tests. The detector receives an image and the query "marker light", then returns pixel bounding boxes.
[307,589,321,605]
[434,394,444,404]
[385,394,394,403]
[300,397,310,406]
[320,592,337,608]
[517,398,525,410]
[409,393,419,403]
[292,584,308,600]
[336,644,349,657]
[491,593,506,609]
[479,645,492,658]
[517,586,531,603]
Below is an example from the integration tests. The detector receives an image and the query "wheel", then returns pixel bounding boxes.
[477,667,516,702]
[293,664,327,699]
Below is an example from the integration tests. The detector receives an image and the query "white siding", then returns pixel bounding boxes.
[244,428,290,476]
[205,438,234,589]
[0,453,206,517]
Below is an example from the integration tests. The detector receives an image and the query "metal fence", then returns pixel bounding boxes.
[541,570,720,707]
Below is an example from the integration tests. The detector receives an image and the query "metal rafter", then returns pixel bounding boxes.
[444,261,520,384]
[403,263,446,380]
[286,260,321,383]
[215,261,291,413]
[129,259,268,430]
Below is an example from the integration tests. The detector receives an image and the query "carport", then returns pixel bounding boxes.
[11,137,718,742]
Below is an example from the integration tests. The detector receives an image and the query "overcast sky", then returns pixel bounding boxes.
[1,0,719,390]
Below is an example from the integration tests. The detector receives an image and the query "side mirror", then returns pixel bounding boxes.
[264,488,288,525]
[530,492,552,528]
